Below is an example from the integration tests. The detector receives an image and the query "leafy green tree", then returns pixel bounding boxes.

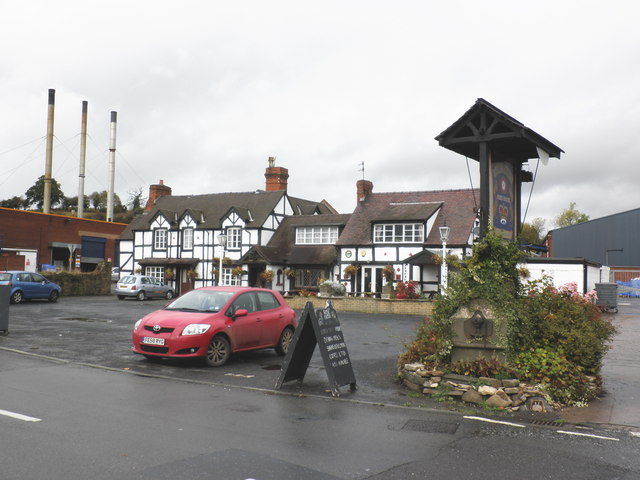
[520,218,546,244]
[554,202,589,228]
[24,175,65,210]
[88,190,125,212]
[0,196,27,209]
[60,195,90,211]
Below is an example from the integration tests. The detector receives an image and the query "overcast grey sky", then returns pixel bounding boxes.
[1,1,639,232]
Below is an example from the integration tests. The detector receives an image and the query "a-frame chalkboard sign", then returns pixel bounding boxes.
[275,300,356,397]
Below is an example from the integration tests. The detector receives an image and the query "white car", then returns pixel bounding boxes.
[115,275,174,301]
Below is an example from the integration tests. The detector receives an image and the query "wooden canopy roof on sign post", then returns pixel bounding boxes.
[435,98,564,239]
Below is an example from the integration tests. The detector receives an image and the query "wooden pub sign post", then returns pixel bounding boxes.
[275,300,356,397]
[435,98,563,240]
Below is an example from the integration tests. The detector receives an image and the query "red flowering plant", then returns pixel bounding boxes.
[395,281,420,299]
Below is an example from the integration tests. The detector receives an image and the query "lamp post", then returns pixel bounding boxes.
[439,225,450,292]
[217,233,227,286]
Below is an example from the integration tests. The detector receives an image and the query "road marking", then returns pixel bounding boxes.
[630,431,640,438]
[0,409,42,422]
[558,430,619,441]
[463,416,525,428]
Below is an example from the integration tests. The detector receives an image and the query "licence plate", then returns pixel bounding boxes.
[142,337,165,346]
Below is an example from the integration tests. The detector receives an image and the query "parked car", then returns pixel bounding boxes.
[111,267,121,282]
[115,275,174,301]
[131,286,297,366]
[0,270,62,304]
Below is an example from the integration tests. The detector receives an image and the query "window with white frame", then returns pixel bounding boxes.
[145,266,165,282]
[154,229,168,249]
[295,226,339,245]
[183,228,194,250]
[222,267,241,286]
[226,227,242,250]
[373,223,424,243]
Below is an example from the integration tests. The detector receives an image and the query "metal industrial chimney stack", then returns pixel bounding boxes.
[106,111,117,222]
[77,101,88,217]
[43,89,55,214]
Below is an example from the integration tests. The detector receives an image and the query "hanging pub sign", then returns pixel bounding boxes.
[490,159,516,240]
[275,300,356,397]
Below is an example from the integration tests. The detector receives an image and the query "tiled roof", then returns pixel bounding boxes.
[241,214,352,266]
[120,190,333,240]
[336,189,479,246]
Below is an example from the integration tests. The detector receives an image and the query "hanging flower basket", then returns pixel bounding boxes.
[284,268,296,279]
[186,269,198,281]
[344,264,360,278]
[259,270,274,282]
[164,268,175,281]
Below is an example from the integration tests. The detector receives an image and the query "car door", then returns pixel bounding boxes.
[227,292,262,349]
[15,273,36,298]
[30,273,51,298]
[255,291,286,346]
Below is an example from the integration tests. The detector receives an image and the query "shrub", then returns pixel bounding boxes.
[395,281,420,299]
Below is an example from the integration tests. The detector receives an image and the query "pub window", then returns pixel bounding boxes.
[373,223,423,243]
[222,267,241,286]
[294,269,325,288]
[183,228,194,250]
[145,266,165,282]
[227,227,242,250]
[154,228,168,249]
[295,226,339,245]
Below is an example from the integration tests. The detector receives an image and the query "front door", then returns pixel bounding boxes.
[362,267,382,297]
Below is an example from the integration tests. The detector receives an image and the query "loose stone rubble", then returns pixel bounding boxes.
[401,362,553,413]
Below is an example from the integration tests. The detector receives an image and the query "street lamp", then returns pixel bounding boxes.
[439,225,450,292]
[217,233,227,286]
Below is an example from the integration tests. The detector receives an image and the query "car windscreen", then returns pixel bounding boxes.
[164,290,235,312]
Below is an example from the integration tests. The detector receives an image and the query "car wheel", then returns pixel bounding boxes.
[204,335,231,367]
[48,290,59,303]
[275,326,295,356]
[117,295,125,300]
[165,290,174,300]
[10,291,23,304]
[136,291,146,301]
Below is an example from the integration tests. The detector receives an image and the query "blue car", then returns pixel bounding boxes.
[0,271,62,304]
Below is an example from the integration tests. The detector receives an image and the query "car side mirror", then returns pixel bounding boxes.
[232,308,248,319]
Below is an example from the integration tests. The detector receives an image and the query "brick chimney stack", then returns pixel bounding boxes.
[144,179,172,212]
[357,179,373,204]
[264,157,289,192]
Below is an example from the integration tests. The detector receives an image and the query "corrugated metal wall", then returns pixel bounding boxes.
[551,208,640,267]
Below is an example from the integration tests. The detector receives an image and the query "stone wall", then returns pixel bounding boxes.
[284,296,433,316]
[401,362,557,413]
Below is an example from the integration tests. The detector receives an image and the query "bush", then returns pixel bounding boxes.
[397,230,617,406]
[395,281,420,299]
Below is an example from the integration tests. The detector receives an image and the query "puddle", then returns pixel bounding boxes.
[57,317,112,323]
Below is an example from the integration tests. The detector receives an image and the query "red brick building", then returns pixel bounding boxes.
[0,207,127,272]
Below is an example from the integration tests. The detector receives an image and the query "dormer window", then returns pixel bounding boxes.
[373,223,423,243]
[295,226,338,245]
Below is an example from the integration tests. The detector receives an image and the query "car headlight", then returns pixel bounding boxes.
[182,324,211,336]
[134,319,142,331]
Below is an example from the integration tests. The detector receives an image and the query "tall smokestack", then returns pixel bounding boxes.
[106,111,117,222]
[77,101,88,218]
[43,89,55,213]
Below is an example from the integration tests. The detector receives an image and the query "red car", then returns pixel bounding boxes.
[132,286,296,366]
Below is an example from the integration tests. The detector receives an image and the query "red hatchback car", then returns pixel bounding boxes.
[131,286,297,366]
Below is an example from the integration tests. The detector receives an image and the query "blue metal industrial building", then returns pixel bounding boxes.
[549,208,640,271]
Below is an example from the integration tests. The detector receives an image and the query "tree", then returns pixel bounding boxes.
[0,196,28,210]
[127,187,147,215]
[520,218,546,245]
[554,202,589,228]
[88,190,125,212]
[24,176,65,210]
